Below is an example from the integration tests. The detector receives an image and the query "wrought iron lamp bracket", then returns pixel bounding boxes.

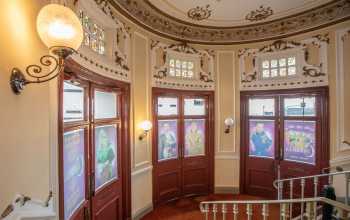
[10,46,76,94]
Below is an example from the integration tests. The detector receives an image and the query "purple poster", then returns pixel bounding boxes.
[284,121,316,164]
[158,120,178,161]
[249,120,275,158]
[95,125,118,190]
[63,129,85,220]
[185,119,205,157]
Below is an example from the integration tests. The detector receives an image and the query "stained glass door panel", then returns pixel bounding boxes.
[284,120,316,164]
[249,120,275,158]
[63,82,85,122]
[63,129,86,220]
[157,97,178,116]
[184,98,205,116]
[158,120,178,161]
[94,90,117,119]
[184,119,205,157]
[94,125,118,190]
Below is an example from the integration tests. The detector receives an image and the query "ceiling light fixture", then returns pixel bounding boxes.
[10,4,83,94]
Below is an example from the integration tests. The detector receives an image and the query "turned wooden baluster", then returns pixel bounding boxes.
[204,203,209,220]
[262,204,269,220]
[281,203,290,220]
[212,204,217,220]
[221,204,227,220]
[278,181,284,200]
[233,204,239,220]
[289,179,293,218]
[305,202,316,220]
[313,176,318,215]
[301,178,305,219]
[246,204,253,220]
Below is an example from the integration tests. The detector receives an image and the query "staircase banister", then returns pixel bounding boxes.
[272,170,350,189]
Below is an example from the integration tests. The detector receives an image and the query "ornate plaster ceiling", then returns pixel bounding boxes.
[104,0,350,44]
[147,0,332,26]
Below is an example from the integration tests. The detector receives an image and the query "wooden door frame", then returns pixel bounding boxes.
[152,88,215,205]
[58,59,131,220]
[239,86,329,195]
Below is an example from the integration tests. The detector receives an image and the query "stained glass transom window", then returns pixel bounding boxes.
[261,56,296,79]
[79,10,106,55]
[168,58,194,79]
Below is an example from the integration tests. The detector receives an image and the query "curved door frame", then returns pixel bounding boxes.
[239,86,329,198]
[152,88,215,206]
[58,59,131,220]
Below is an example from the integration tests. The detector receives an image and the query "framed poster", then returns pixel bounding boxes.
[63,129,85,220]
[249,120,275,158]
[284,120,316,164]
[95,125,118,190]
[185,119,205,157]
[158,120,178,161]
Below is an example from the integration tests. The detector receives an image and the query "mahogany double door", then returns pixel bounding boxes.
[152,88,214,205]
[59,71,130,220]
[240,87,329,199]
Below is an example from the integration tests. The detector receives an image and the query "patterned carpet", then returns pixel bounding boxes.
[142,194,280,220]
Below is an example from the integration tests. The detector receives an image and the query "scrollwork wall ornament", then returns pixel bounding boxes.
[239,37,328,91]
[187,4,212,21]
[71,0,131,82]
[150,40,215,90]
[341,30,350,41]
[246,5,274,22]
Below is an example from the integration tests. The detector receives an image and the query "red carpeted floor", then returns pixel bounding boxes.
[141,194,280,220]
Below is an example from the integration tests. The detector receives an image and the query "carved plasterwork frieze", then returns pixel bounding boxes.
[239,37,328,90]
[151,40,215,90]
[187,4,212,21]
[108,0,350,44]
[246,5,274,22]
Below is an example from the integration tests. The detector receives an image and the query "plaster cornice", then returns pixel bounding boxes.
[105,0,350,45]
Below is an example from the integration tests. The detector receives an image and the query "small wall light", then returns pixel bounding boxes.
[224,117,235,134]
[10,4,83,94]
[139,120,153,141]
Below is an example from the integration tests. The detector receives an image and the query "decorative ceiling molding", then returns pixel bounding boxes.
[245,5,274,22]
[106,0,350,45]
[187,4,212,21]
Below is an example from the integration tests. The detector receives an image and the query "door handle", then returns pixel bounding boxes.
[84,206,90,220]
[90,173,95,197]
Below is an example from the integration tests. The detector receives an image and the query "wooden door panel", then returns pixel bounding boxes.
[69,204,86,220]
[245,159,276,198]
[94,197,120,220]
[157,171,182,199]
[183,167,208,194]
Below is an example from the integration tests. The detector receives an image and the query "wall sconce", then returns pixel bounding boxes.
[139,120,153,141]
[10,4,83,94]
[224,117,235,134]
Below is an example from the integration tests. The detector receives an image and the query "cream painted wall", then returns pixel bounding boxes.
[215,51,240,190]
[0,0,51,212]
[130,31,153,217]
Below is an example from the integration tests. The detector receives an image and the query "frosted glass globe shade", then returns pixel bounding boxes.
[36,4,83,50]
